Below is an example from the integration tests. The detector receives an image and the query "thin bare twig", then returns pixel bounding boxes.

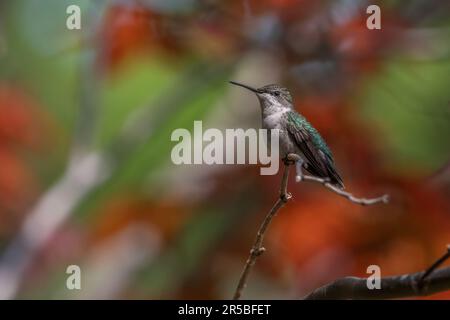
[418,245,450,290]
[287,153,389,206]
[304,245,450,299]
[233,162,291,300]
[233,153,389,299]
[300,175,389,205]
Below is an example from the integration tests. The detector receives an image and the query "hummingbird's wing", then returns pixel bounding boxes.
[286,113,344,189]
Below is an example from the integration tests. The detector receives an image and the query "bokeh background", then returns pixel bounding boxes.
[0,0,449,299]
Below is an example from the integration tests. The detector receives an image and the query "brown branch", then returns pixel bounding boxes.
[288,153,389,205]
[233,153,389,299]
[304,246,450,300]
[232,162,292,300]
[418,245,450,289]
[300,175,389,205]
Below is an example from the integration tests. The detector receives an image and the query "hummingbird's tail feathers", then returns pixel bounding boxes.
[318,149,344,189]
[324,158,345,189]
[305,151,344,189]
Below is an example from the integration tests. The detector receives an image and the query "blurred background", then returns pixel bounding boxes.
[0,0,449,299]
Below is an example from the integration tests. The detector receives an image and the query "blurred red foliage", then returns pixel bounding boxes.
[90,195,191,245]
[98,4,158,70]
[0,84,52,231]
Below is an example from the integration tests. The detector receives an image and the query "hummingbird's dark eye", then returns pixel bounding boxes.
[273,91,280,96]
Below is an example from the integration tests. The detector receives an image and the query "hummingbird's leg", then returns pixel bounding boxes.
[295,158,305,182]
[282,156,294,166]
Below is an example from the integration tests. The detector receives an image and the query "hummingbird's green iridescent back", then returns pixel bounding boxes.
[287,111,333,159]
[286,110,343,188]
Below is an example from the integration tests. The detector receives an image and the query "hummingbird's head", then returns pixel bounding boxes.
[229,81,293,112]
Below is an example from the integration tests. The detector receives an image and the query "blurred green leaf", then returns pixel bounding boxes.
[96,57,179,147]
[360,58,450,174]
[75,64,232,221]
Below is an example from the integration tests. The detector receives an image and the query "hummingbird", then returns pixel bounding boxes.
[229,81,344,189]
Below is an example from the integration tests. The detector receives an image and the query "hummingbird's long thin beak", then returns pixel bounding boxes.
[229,81,260,93]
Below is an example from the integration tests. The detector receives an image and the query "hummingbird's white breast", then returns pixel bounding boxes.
[257,92,299,157]
[262,109,288,129]
[262,108,297,158]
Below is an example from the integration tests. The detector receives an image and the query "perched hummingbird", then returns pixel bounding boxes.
[229,81,344,189]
